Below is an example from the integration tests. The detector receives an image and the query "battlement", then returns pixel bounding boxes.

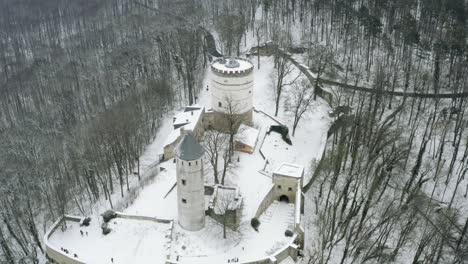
[211,57,254,77]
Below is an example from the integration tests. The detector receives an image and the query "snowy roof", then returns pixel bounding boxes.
[172,106,204,131]
[210,185,242,214]
[164,127,181,146]
[235,124,259,148]
[273,163,304,179]
[174,133,205,161]
[211,57,253,74]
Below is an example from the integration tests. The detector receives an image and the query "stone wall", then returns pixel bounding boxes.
[165,235,298,264]
[45,214,174,264]
[204,110,253,133]
[45,216,86,264]
[115,212,172,223]
[206,208,241,231]
[294,184,304,247]
[254,184,276,219]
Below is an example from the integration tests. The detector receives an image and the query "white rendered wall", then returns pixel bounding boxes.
[272,175,301,203]
[210,71,253,114]
[176,157,205,231]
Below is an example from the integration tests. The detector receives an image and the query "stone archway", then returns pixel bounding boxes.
[279,195,289,203]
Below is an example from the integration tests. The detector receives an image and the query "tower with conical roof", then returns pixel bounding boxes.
[174,133,206,231]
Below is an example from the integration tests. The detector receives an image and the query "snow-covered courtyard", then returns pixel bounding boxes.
[48,218,171,264]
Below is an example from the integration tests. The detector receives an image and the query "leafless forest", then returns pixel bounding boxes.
[0,0,467,263]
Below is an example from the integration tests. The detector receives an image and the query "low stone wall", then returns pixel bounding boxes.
[45,214,174,264]
[166,221,175,261]
[165,235,298,264]
[252,107,283,126]
[115,212,172,223]
[294,184,305,247]
[240,235,299,264]
[254,184,276,219]
[45,215,85,264]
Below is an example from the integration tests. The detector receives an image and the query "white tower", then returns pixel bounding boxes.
[210,57,254,125]
[174,133,206,231]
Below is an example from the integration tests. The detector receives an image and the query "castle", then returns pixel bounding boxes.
[169,57,256,231]
[44,57,306,264]
[167,57,305,236]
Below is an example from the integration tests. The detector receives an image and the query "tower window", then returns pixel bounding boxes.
[218,102,222,107]
[249,90,252,94]
[288,187,293,191]
[182,198,187,204]
[182,161,184,165]
[278,185,282,189]
[182,179,186,185]
[188,162,191,166]
[196,161,198,165]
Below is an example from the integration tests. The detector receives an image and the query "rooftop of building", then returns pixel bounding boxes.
[172,105,204,130]
[273,163,304,179]
[164,106,205,147]
[209,185,243,214]
[235,124,259,148]
[174,133,205,161]
[211,57,253,75]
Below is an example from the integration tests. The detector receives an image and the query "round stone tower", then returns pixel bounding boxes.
[210,57,254,127]
[174,133,206,231]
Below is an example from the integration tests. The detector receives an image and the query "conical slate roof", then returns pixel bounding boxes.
[174,133,205,161]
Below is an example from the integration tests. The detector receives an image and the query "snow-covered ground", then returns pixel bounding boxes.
[172,201,296,264]
[49,218,171,264]
[47,55,331,263]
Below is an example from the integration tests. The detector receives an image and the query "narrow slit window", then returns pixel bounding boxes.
[288,187,293,191]
[182,198,187,204]
[189,162,191,166]
[218,102,222,107]
[182,179,186,185]
[278,185,282,189]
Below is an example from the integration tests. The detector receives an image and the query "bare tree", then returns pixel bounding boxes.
[221,96,245,160]
[214,189,239,239]
[285,79,314,136]
[307,44,335,100]
[255,21,266,69]
[216,14,246,56]
[203,130,230,185]
[271,53,301,116]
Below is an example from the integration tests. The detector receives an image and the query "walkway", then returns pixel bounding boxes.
[271,45,468,99]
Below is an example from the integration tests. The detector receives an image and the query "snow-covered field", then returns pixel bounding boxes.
[47,55,331,263]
